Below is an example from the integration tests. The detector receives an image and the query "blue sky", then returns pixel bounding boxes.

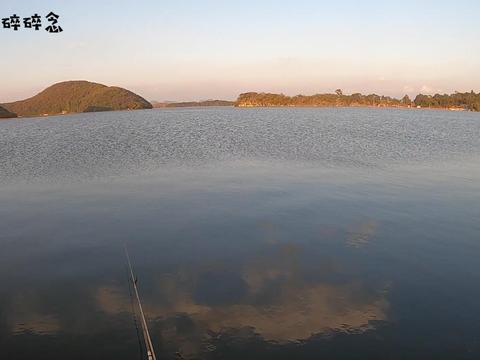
[1,0,479,101]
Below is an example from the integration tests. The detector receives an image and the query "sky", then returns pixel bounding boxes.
[1,0,480,102]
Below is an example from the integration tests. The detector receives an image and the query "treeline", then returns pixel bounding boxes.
[236,90,480,111]
[153,100,234,108]
[414,91,480,111]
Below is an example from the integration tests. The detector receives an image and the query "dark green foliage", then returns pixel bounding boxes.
[1,80,152,117]
[236,91,406,108]
[83,106,114,112]
[236,90,480,111]
[413,91,480,110]
[0,105,17,118]
[402,95,412,105]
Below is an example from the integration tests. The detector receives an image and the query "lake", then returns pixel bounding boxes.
[1,107,479,359]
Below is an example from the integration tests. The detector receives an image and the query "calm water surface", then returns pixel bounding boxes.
[0,107,479,359]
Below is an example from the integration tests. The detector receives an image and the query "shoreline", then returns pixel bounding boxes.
[0,104,472,121]
[235,104,469,112]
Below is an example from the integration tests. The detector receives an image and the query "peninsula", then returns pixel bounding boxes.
[235,90,480,111]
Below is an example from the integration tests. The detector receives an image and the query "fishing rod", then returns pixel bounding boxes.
[125,244,157,360]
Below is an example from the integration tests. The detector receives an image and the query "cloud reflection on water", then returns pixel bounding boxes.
[9,292,61,336]
[94,237,389,358]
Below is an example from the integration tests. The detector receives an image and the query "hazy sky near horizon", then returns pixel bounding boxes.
[1,0,480,102]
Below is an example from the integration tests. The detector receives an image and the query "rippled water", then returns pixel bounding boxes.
[1,107,479,359]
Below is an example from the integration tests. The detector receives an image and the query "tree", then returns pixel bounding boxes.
[335,89,343,96]
[472,101,480,112]
[401,95,412,105]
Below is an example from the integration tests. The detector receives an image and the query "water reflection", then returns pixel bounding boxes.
[3,226,389,358]
[6,290,59,336]
[203,245,385,340]
[91,236,389,358]
[13,314,60,336]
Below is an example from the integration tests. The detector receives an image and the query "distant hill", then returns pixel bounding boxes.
[0,105,17,118]
[152,100,234,108]
[1,81,152,117]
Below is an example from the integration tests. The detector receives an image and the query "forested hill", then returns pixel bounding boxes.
[236,90,480,111]
[2,81,152,117]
